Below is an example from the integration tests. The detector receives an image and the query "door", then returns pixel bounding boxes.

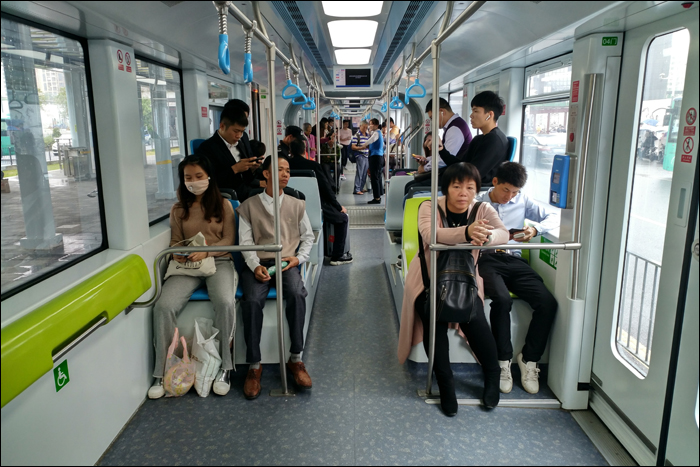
[592,12,698,465]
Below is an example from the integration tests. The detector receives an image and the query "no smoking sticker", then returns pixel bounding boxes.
[683,137,694,154]
[687,108,697,126]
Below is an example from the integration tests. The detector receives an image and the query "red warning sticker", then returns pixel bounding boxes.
[681,154,692,163]
[572,81,580,103]
[201,107,207,118]
[682,137,694,154]
[686,108,697,126]
[684,126,696,136]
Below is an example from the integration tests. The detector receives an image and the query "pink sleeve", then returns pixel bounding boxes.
[479,203,509,245]
[417,201,469,245]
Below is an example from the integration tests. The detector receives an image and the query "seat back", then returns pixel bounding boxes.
[402,198,429,269]
[290,170,316,178]
[189,138,206,154]
[385,176,414,231]
[287,177,322,231]
[506,136,517,162]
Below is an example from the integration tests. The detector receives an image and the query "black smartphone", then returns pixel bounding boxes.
[508,228,524,234]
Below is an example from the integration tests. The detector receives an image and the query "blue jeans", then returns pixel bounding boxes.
[354,155,369,193]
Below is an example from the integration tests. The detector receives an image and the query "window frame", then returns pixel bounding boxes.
[524,53,573,100]
[1,13,109,301]
[134,55,188,227]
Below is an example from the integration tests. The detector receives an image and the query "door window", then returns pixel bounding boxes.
[613,29,690,378]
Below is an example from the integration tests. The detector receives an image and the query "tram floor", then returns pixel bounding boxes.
[99,225,607,466]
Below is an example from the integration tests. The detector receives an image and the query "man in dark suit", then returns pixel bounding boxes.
[195,103,261,201]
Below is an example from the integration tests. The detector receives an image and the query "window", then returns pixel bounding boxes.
[525,56,572,98]
[613,29,690,378]
[1,16,106,298]
[448,90,463,120]
[135,59,186,224]
[208,79,232,135]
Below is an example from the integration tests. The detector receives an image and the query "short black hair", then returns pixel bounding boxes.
[249,139,266,158]
[370,118,380,126]
[261,153,290,172]
[440,162,482,194]
[390,117,394,124]
[494,162,527,188]
[425,97,452,113]
[471,91,504,122]
[220,106,248,128]
[225,99,250,114]
[289,138,306,157]
[285,125,303,139]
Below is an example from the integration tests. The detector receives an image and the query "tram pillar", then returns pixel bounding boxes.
[151,64,176,200]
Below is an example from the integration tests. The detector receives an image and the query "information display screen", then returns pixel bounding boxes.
[334,68,372,88]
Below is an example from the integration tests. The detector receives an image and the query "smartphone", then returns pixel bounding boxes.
[513,232,526,239]
[412,154,423,159]
[173,252,189,258]
[267,261,289,276]
[508,228,524,235]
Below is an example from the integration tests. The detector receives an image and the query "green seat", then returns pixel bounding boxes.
[402,198,430,275]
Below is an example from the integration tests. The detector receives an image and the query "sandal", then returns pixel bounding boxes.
[354,191,364,195]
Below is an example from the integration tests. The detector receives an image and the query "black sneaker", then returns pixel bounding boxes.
[368,199,381,204]
[330,253,353,266]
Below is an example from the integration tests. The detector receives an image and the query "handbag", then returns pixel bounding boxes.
[417,202,482,324]
[164,232,216,280]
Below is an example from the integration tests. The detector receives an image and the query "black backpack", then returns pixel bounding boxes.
[417,202,482,324]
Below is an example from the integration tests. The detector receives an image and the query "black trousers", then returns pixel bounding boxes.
[331,213,349,260]
[479,253,558,362]
[368,156,384,198]
[239,263,308,363]
[341,144,350,173]
[415,293,499,380]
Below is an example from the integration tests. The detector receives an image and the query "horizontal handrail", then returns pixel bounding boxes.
[129,244,283,309]
[429,242,581,251]
[1,255,150,408]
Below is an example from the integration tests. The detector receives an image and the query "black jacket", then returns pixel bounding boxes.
[286,153,345,224]
[439,126,508,187]
[195,131,257,201]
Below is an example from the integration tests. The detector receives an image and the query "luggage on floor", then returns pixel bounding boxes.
[324,220,350,258]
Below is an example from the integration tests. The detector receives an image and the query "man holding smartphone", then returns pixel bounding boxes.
[476,162,559,396]
[195,102,261,202]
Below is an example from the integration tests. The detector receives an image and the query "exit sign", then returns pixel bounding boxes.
[602,37,618,46]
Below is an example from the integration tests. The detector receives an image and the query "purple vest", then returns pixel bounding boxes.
[444,115,472,161]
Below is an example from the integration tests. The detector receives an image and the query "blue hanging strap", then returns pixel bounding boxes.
[243,53,253,84]
[282,79,304,100]
[381,102,388,112]
[389,96,404,110]
[218,35,230,75]
[292,94,308,105]
[405,78,426,104]
[302,97,316,110]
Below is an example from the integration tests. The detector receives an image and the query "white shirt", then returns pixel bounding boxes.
[364,130,380,146]
[218,131,240,163]
[425,113,463,172]
[238,191,315,272]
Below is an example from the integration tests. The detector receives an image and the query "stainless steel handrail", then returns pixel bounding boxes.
[53,317,108,363]
[429,242,582,251]
[130,244,283,309]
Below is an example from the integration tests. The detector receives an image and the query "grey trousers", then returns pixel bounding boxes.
[354,155,369,193]
[152,258,238,378]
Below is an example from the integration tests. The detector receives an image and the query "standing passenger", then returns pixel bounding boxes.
[237,155,314,399]
[352,121,371,195]
[339,120,353,180]
[476,162,559,394]
[303,123,316,161]
[398,163,508,416]
[148,155,237,399]
[357,118,384,204]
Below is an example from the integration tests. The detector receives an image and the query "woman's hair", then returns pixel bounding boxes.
[176,155,224,223]
[423,132,432,158]
[440,162,482,195]
[289,138,306,158]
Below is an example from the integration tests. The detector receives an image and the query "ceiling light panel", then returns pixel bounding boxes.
[322,2,383,17]
[335,49,372,65]
[328,21,378,48]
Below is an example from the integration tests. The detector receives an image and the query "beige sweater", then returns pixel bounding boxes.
[169,201,235,257]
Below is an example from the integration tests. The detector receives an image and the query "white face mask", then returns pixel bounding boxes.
[186,178,210,195]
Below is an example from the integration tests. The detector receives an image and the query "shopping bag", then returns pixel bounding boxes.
[164,232,217,280]
[192,318,222,397]
[163,327,195,397]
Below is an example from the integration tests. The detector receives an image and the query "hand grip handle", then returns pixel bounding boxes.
[282,79,304,100]
[389,96,404,110]
[381,102,388,112]
[218,35,230,75]
[292,94,308,105]
[243,53,253,84]
[302,97,316,110]
[405,78,426,104]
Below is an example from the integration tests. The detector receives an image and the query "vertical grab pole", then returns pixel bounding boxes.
[334,112,339,193]
[426,40,440,396]
[267,41,291,397]
[385,86,391,195]
[315,86,320,165]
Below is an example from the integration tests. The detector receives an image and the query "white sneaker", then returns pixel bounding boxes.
[148,378,165,399]
[339,174,347,181]
[499,360,513,394]
[212,369,230,396]
[517,353,540,394]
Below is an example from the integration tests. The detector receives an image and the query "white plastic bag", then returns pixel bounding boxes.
[191,317,222,397]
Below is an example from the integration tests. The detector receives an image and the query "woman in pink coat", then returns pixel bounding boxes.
[398,163,509,416]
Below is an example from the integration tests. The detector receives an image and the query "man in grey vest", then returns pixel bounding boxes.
[237,154,315,399]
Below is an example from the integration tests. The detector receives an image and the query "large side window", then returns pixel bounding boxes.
[135,59,186,224]
[520,56,572,226]
[1,17,106,299]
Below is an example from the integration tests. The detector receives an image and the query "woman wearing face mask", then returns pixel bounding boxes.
[148,155,237,399]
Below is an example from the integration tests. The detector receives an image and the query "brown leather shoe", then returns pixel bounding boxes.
[287,359,312,389]
[243,367,262,399]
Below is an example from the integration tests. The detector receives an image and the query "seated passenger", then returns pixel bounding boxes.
[415,132,443,174]
[398,163,509,416]
[476,162,559,394]
[148,155,237,399]
[236,154,315,399]
[303,123,316,161]
[287,138,352,265]
[195,104,261,202]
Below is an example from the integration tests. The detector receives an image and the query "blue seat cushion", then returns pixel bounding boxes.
[190,284,277,301]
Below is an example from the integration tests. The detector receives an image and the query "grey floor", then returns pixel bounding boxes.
[99,163,607,466]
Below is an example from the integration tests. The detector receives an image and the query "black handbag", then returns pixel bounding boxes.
[417,202,482,324]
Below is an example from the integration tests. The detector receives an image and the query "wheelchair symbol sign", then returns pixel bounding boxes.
[53,360,70,392]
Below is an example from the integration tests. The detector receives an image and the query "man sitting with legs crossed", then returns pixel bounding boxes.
[476,162,559,394]
[237,154,315,399]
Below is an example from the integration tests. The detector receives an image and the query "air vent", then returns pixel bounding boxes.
[271,1,333,84]
[374,1,434,83]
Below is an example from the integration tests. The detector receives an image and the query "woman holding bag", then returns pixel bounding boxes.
[148,155,237,399]
[397,163,509,416]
